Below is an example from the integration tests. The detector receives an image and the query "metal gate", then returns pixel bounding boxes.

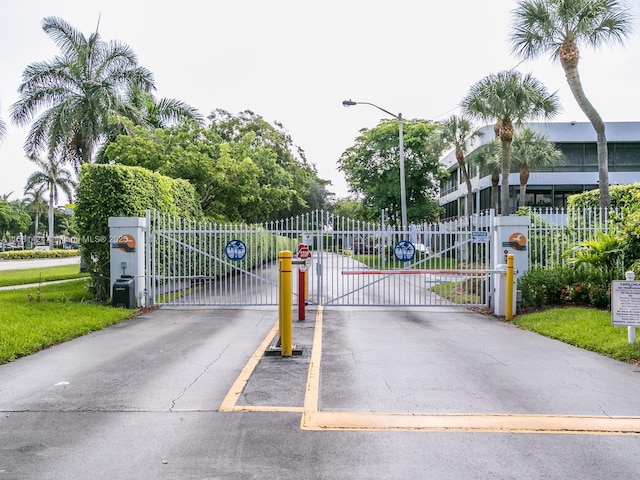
[146,209,493,308]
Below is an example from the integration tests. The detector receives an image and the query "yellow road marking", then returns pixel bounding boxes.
[302,411,640,435]
[221,307,640,435]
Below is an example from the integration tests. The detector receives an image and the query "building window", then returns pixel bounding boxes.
[611,143,640,172]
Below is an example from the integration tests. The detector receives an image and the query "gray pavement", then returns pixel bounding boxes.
[1,305,640,479]
[0,256,80,271]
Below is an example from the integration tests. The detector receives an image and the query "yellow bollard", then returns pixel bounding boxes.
[505,254,514,321]
[279,250,293,356]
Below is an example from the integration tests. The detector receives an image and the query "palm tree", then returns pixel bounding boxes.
[95,85,203,162]
[441,116,483,217]
[10,16,154,172]
[467,140,502,212]
[124,84,204,129]
[23,185,47,239]
[511,127,564,206]
[24,156,75,249]
[510,0,632,210]
[461,70,560,216]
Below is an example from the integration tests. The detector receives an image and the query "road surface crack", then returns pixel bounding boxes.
[169,343,231,411]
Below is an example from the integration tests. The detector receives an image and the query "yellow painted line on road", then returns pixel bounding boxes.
[303,307,323,411]
[222,307,640,435]
[232,405,304,413]
[302,411,640,435]
[218,319,279,412]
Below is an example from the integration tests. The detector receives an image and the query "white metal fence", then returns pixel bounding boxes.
[527,207,621,269]
[146,209,494,308]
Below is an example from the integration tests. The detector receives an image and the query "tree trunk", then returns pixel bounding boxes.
[48,194,54,249]
[561,47,610,209]
[519,167,530,207]
[500,138,512,216]
[491,173,499,212]
[465,176,473,217]
[456,151,474,217]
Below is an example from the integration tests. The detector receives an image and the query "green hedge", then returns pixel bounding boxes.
[75,164,203,302]
[568,183,640,210]
[0,249,80,260]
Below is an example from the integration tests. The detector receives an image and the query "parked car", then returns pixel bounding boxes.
[351,237,380,255]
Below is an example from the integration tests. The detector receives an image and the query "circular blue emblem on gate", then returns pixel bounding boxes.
[394,240,416,262]
[225,240,247,261]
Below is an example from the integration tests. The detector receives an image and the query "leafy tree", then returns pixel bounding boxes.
[96,85,203,163]
[467,140,501,211]
[511,127,563,206]
[10,16,154,171]
[209,109,331,217]
[510,0,632,209]
[0,201,31,245]
[461,70,559,215]
[104,114,324,222]
[330,198,370,222]
[441,115,483,216]
[338,119,447,225]
[24,156,75,248]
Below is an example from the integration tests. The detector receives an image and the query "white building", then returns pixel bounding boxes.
[439,121,640,218]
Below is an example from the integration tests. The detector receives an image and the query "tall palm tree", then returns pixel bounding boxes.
[461,70,559,215]
[23,185,47,238]
[10,16,154,172]
[441,116,483,217]
[511,127,564,206]
[467,140,502,212]
[510,0,632,209]
[24,156,75,248]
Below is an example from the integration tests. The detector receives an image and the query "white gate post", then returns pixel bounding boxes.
[108,216,147,307]
[492,215,530,317]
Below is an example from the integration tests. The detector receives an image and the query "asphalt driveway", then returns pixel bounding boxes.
[1,305,640,479]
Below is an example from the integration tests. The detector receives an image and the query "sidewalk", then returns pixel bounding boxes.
[0,256,80,271]
[0,256,84,290]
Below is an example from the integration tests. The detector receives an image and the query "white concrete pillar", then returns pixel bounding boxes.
[492,215,530,316]
[108,217,146,307]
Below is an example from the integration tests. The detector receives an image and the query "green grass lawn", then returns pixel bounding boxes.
[0,264,88,287]
[514,307,640,364]
[0,279,138,364]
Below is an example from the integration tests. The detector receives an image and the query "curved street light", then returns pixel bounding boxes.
[342,99,408,231]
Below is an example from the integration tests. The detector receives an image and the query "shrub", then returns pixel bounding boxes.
[75,164,203,302]
[0,249,79,260]
[518,264,614,310]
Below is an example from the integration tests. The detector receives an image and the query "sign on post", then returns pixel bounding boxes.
[297,243,312,272]
[611,280,640,327]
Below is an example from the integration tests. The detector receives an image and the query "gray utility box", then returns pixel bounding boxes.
[112,275,135,308]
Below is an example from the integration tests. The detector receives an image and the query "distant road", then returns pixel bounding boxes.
[0,256,81,271]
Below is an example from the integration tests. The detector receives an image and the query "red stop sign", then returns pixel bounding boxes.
[297,244,312,271]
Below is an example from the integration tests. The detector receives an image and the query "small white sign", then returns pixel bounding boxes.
[471,231,488,243]
[611,281,640,326]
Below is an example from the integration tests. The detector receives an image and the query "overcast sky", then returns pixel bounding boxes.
[1,0,639,203]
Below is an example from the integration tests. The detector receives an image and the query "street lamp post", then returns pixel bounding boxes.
[342,99,408,232]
